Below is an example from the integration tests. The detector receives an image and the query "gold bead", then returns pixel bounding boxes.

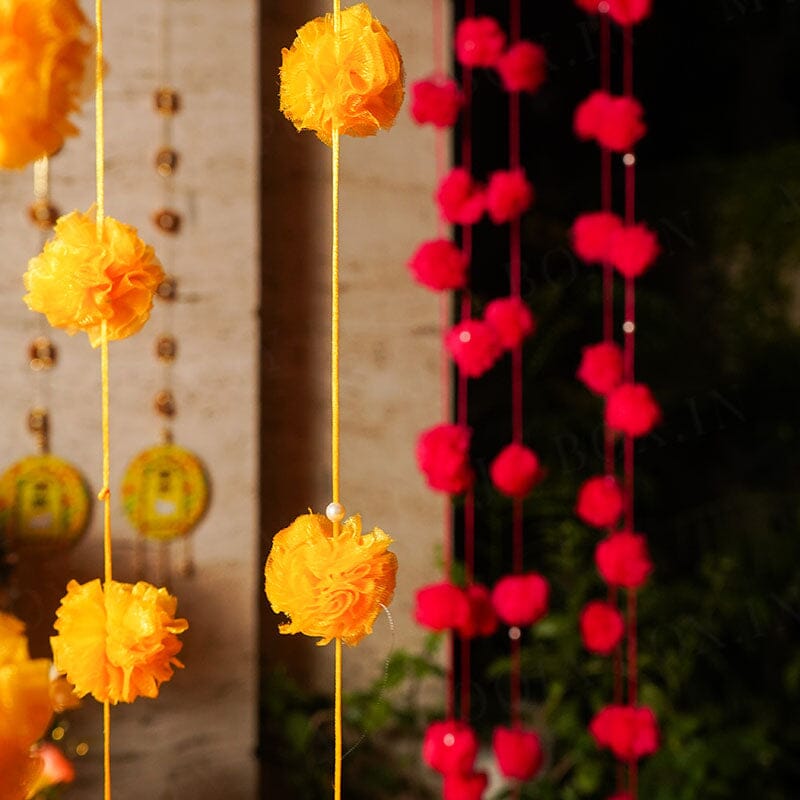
[154,390,177,418]
[153,208,182,234]
[155,87,181,115]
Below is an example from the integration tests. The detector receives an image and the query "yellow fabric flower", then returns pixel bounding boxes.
[23,210,164,347]
[280,2,404,145]
[0,0,92,169]
[264,512,398,646]
[50,579,188,705]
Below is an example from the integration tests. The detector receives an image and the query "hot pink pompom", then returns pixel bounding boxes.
[423,720,479,775]
[571,211,623,264]
[596,531,653,589]
[607,224,660,278]
[580,600,625,655]
[455,16,506,68]
[486,168,534,224]
[575,475,624,528]
[446,320,502,378]
[496,41,547,93]
[458,583,498,639]
[484,297,536,350]
[416,423,474,493]
[408,240,469,292]
[574,91,646,152]
[574,0,602,11]
[492,572,549,627]
[414,582,469,631]
[437,168,486,226]
[608,0,652,25]
[576,342,624,396]
[605,383,661,438]
[589,705,659,762]
[444,771,488,800]
[489,443,543,499]
[493,727,544,781]
[410,78,463,128]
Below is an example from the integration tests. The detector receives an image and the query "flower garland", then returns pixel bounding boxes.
[265,4,401,797]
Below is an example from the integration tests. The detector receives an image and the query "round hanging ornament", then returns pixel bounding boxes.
[121,444,209,542]
[0,454,91,551]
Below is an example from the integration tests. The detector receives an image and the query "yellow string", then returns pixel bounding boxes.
[95,0,104,232]
[334,638,343,800]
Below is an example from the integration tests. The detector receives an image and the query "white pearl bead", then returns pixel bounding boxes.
[325,502,346,523]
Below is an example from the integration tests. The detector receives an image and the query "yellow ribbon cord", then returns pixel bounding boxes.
[335,638,343,800]
[95,0,104,232]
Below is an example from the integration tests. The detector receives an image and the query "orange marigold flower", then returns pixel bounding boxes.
[23,210,164,348]
[0,0,92,169]
[280,2,404,145]
[264,513,397,646]
[50,579,188,705]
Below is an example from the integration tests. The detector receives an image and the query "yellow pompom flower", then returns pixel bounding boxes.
[280,2,404,145]
[23,210,164,347]
[50,579,188,705]
[0,0,92,169]
[265,512,398,646]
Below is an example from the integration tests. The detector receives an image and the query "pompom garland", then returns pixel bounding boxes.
[580,600,625,655]
[605,382,661,437]
[414,582,469,632]
[23,210,164,348]
[486,168,534,224]
[279,2,404,146]
[444,771,488,800]
[265,513,396,647]
[607,223,660,278]
[0,0,91,170]
[455,16,506,68]
[423,720,479,775]
[437,167,486,225]
[576,475,624,528]
[408,239,469,291]
[484,296,536,350]
[493,726,544,781]
[596,531,653,589]
[607,0,652,25]
[50,579,187,704]
[490,443,543,499]
[589,704,659,761]
[459,584,498,639]
[416,423,474,494]
[577,342,624,396]
[496,41,547,94]
[492,573,549,627]
[571,211,623,264]
[574,91,646,153]
[445,319,502,378]
[410,78,462,128]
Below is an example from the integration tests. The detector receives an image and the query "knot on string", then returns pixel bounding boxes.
[97,486,110,501]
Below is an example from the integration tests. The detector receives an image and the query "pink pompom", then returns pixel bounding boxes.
[414,582,469,631]
[410,78,463,128]
[484,296,536,350]
[408,239,469,292]
[605,383,661,438]
[458,583,498,639]
[486,168,534,224]
[607,224,660,278]
[589,705,659,762]
[446,320,502,378]
[596,531,653,589]
[575,475,624,528]
[416,423,474,494]
[574,92,646,152]
[444,771,488,800]
[577,341,624,396]
[580,600,625,655]
[492,572,549,627]
[574,91,612,140]
[493,727,544,781]
[608,0,652,25]
[437,168,486,225]
[574,0,602,11]
[455,16,507,68]
[496,41,547,93]
[423,720,479,775]
[571,211,623,264]
[489,443,543,498]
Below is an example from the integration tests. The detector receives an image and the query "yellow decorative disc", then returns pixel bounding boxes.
[0,455,91,550]
[121,444,209,541]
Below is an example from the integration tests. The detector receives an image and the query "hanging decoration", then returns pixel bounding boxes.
[571,2,661,798]
[121,0,209,578]
[22,1,188,797]
[264,4,401,797]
